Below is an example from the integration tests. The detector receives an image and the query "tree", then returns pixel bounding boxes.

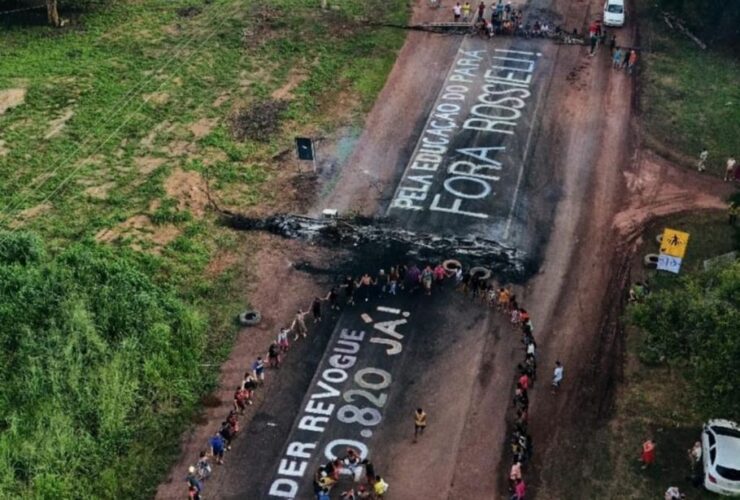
[46,0,60,27]
[630,261,740,418]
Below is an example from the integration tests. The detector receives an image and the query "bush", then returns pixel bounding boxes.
[629,261,740,418]
[0,233,207,498]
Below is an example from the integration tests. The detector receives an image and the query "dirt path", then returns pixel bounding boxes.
[155,235,337,499]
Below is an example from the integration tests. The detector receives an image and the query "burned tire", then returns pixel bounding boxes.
[643,254,659,269]
[238,310,261,326]
[469,266,492,281]
[442,259,462,273]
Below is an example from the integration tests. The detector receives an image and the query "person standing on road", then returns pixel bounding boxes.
[511,477,526,500]
[209,431,226,465]
[344,275,357,305]
[421,265,434,296]
[196,450,212,480]
[697,148,709,172]
[373,476,389,497]
[186,466,203,500]
[252,356,265,383]
[326,286,340,311]
[278,326,290,353]
[312,296,323,323]
[388,266,399,295]
[612,47,623,69]
[358,273,374,302]
[640,439,656,469]
[414,408,427,442]
[551,361,564,391]
[627,49,638,74]
[292,309,309,340]
[688,440,702,485]
[518,372,530,391]
[268,342,280,369]
[453,2,462,21]
[433,263,446,282]
[724,156,737,181]
[477,1,485,21]
[462,0,471,21]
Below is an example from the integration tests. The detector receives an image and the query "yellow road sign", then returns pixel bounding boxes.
[660,228,690,258]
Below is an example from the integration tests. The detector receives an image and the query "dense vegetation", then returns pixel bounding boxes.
[653,0,740,46]
[0,232,207,497]
[630,260,740,419]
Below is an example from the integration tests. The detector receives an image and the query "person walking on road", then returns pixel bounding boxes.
[697,148,709,172]
[414,408,427,442]
[311,296,323,323]
[551,361,564,391]
[724,156,736,181]
[640,439,656,469]
[453,2,462,21]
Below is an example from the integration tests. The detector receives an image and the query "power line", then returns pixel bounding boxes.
[0,0,239,229]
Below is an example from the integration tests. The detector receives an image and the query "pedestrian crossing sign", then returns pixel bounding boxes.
[660,228,690,258]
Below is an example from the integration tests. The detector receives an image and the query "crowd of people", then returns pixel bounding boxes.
[183,260,572,499]
[184,261,465,499]
[452,0,568,39]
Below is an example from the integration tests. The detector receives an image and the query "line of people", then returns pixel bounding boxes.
[477,284,564,500]
[185,261,460,499]
[185,298,328,499]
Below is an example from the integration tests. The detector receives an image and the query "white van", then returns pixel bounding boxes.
[603,0,625,27]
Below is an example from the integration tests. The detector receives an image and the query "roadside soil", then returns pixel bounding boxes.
[155,234,340,499]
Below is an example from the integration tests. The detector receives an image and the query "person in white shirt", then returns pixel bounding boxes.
[551,361,564,390]
[453,2,462,21]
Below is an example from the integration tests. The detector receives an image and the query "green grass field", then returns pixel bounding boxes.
[0,0,407,497]
[639,4,740,177]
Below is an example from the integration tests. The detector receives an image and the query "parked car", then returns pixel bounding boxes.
[603,0,625,27]
[702,420,740,495]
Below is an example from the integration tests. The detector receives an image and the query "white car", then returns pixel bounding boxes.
[603,0,625,27]
[702,419,740,495]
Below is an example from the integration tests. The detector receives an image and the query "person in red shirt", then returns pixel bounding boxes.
[518,373,530,391]
[513,478,526,499]
[641,439,656,469]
